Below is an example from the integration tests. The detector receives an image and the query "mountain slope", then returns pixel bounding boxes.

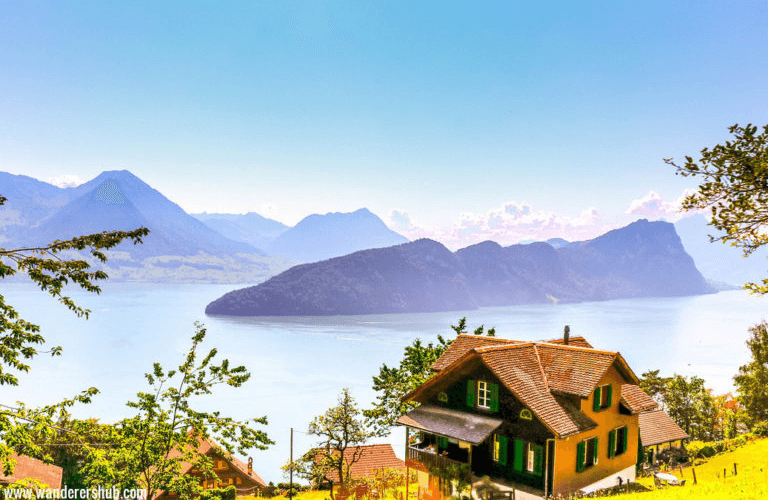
[206,239,474,316]
[33,170,261,258]
[264,208,409,262]
[206,219,716,316]
[192,212,289,251]
[675,214,768,286]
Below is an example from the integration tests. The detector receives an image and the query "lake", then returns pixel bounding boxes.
[4,283,766,484]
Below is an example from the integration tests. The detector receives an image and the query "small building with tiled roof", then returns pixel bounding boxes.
[0,454,62,488]
[157,438,266,499]
[323,444,405,485]
[639,409,689,463]
[398,331,656,499]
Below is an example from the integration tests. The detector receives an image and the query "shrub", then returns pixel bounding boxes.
[199,486,236,500]
[700,445,716,458]
[752,421,768,437]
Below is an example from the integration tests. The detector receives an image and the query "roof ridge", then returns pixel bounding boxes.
[473,343,534,353]
[455,334,521,343]
[532,344,550,391]
[534,342,618,356]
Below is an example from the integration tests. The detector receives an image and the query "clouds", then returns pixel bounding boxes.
[388,189,700,250]
[624,189,698,221]
[390,202,608,249]
[47,174,84,188]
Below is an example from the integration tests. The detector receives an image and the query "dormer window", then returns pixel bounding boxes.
[478,381,491,408]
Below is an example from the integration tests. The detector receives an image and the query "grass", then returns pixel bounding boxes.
[622,438,767,500]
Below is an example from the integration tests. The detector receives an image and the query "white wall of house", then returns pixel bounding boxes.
[578,465,636,495]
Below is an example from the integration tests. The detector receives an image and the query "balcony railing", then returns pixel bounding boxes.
[406,446,467,473]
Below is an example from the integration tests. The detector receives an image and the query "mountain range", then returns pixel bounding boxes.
[205,219,717,316]
[0,170,409,283]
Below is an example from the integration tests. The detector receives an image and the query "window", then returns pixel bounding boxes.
[467,380,499,411]
[608,426,628,458]
[477,381,491,408]
[513,440,543,476]
[576,437,598,472]
[526,444,535,473]
[593,385,613,411]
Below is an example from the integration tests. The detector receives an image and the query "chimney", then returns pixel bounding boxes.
[563,325,570,345]
[248,457,253,476]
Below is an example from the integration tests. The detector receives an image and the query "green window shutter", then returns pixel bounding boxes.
[576,441,585,472]
[533,445,544,477]
[620,427,628,453]
[490,383,499,412]
[466,380,475,407]
[593,387,601,412]
[593,437,599,465]
[498,436,508,466]
[438,436,448,448]
[513,439,524,472]
[606,384,613,408]
[608,429,616,459]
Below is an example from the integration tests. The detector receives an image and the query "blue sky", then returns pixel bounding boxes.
[1,1,766,247]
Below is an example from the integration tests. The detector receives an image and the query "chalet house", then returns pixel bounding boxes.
[0,454,63,488]
[397,333,665,499]
[639,409,690,464]
[158,438,267,499]
[324,444,406,486]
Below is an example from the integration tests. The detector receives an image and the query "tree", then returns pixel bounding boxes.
[0,195,148,477]
[365,318,496,436]
[663,375,718,441]
[0,196,149,386]
[292,389,374,500]
[78,323,272,500]
[666,123,768,294]
[638,369,670,407]
[733,320,768,432]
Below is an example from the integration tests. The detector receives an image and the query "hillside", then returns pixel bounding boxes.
[0,171,293,283]
[192,212,289,252]
[206,219,716,316]
[264,208,409,262]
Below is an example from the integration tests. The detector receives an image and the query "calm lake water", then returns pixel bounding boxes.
[5,283,766,483]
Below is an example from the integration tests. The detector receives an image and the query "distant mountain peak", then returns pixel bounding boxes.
[92,180,126,205]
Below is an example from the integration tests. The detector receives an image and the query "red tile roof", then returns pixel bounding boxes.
[407,337,640,438]
[324,444,405,484]
[476,344,582,437]
[639,410,690,447]
[535,344,620,397]
[542,336,594,349]
[167,437,267,489]
[620,384,659,414]
[0,454,62,488]
[430,334,595,372]
[430,336,521,372]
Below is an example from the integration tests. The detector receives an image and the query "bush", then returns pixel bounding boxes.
[199,486,236,500]
[752,420,768,437]
[700,445,716,458]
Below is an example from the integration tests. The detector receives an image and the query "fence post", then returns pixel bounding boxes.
[733,463,738,475]
[691,467,697,485]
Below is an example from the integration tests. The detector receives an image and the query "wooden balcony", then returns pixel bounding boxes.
[406,446,468,474]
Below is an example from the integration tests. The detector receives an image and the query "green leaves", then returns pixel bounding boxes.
[666,123,768,294]
[79,322,273,500]
[0,198,150,385]
[733,321,768,432]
